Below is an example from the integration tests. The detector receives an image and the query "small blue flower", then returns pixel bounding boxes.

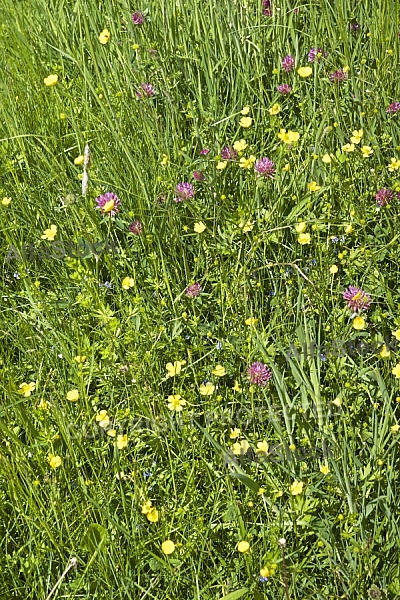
[143,470,152,479]
[268,290,276,296]
[331,237,339,243]
[320,353,327,362]
[259,576,269,583]
[216,341,223,350]
[13,272,20,279]
[104,281,112,289]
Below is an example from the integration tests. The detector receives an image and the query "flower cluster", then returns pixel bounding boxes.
[342,286,372,312]
[95,192,121,216]
[174,182,194,202]
[375,188,393,207]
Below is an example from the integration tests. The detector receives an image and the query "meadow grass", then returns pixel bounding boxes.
[1,0,400,598]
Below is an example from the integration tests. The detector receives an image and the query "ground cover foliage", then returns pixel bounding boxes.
[1,0,400,598]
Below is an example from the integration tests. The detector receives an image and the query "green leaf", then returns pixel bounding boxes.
[230,473,260,493]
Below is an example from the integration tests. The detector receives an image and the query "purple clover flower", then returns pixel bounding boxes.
[262,0,272,16]
[308,47,327,63]
[193,170,205,182]
[254,157,275,178]
[375,188,393,207]
[136,83,155,99]
[350,22,361,31]
[282,55,295,72]
[132,11,145,25]
[185,282,202,298]
[329,69,348,83]
[247,362,272,387]
[277,84,292,94]
[221,146,238,161]
[200,148,209,155]
[129,220,143,234]
[95,192,121,216]
[342,286,371,312]
[174,182,194,202]
[386,102,400,114]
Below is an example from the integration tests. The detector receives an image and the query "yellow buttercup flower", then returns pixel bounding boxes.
[194,221,206,233]
[391,424,400,433]
[146,507,159,522]
[344,224,353,234]
[122,277,134,289]
[166,360,186,377]
[256,440,269,454]
[282,163,291,171]
[116,434,128,449]
[241,106,250,115]
[233,139,247,152]
[161,540,175,555]
[392,363,400,378]
[239,116,252,128]
[96,410,110,428]
[99,29,110,44]
[329,265,338,274]
[18,382,36,397]
[321,153,332,163]
[44,74,58,86]
[350,129,363,144]
[212,365,226,377]
[238,219,254,232]
[48,454,62,469]
[245,317,257,326]
[289,480,304,495]
[278,129,300,144]
[230,428,241,439]
[238,155,256,169]
[216,161,227,170]
[361,145,373,157]
[379,344,390,358]
[161,154,168,166]
[1,197,11,206]
[232,440,250,455]
[320,465,330,475]
[353,316,365,330]
[66,389,79,402]
[41,224,57,241]
[297,66,312,77]
[393,330,400,341]
[232,380,242,392]
[268,103,281,115]
[295,222,307,233]
[237,541,250,553]
[342,143,355,152]
[298,232,311,245]
[387,158,400,172]
[307,181,321,192]
[74,155,84,165]
[199,381,215,395]
[167,394,187,411]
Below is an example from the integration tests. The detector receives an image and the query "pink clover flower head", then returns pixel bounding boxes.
[193,170,205,182]
[185,282,202,298]
[221,146,238,161]
[386,102,400,114]
[277,84,292,94]
[174,182,194,202]
[95,192,121,216]
[248,362,272,387]
[200,148,210,155]
[308,47,327,63]
[342,286,371,312]
[329,69,348,83]
[262,0,272,16]
[129,219,143,234]
[137,83,155,99]
[254,157,275,178]
[132,11,145,25]
[282,54,295,72]
[350,22,361,31]
[375,188,393,207]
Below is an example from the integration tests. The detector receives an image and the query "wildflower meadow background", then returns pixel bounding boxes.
[1,0,400,598]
